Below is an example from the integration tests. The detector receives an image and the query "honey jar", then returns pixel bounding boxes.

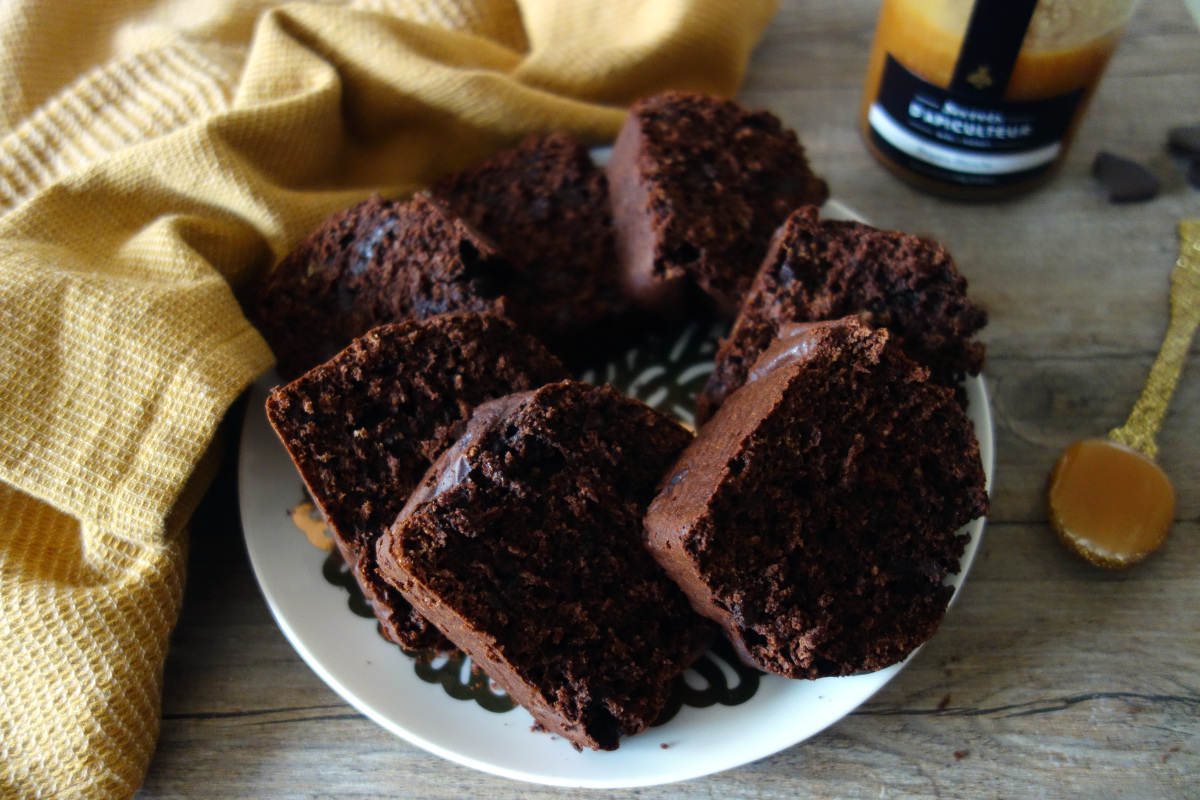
[860,0,1138,199]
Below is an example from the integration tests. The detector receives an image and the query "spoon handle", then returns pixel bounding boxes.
[1109,220,1200,459]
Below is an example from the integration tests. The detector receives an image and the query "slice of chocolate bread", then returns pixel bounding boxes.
[607,91,829,318]
[427,132,631,358]
[697,205,987,423]
[376,381,712,750]
[645,318,988,680]
[254,194,523,381]
[265,312,568,651]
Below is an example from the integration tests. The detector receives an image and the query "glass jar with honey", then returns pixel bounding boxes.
[860,0,1139,199]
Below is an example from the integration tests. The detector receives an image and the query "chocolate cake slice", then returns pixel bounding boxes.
[375,381,712,750]
[265,312,568,651]
[254,194,523,380]
[427,132,631,359]
[645,318,988,679]
[607,91,829,318]
[697,205,987,423]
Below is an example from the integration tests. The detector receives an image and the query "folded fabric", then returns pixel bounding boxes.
[0,0,778,797]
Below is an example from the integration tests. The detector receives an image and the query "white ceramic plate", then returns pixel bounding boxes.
[238,200,994,788]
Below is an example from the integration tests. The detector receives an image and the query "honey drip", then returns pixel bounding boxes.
[1047,221,1200,567]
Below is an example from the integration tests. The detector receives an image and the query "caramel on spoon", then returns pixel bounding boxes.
[1047,220,1200,567]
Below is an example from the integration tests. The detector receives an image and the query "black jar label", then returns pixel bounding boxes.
[949,0,1039,98]
[867,54,1083,188]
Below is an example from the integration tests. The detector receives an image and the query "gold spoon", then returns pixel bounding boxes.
[1047,219,1200,567]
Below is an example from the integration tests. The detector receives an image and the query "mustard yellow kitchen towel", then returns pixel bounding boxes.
[0,0,778,797]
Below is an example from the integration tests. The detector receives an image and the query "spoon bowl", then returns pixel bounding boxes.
[1047,438,1176,567]
[1046,220,1198,567]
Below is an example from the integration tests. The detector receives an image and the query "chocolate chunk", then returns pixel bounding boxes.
[1167,124,1200,158]
[1092,152,1160,203]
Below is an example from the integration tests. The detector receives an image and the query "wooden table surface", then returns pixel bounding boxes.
[136,2,1200,797]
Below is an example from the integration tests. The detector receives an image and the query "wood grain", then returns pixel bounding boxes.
[137,1,1200,797]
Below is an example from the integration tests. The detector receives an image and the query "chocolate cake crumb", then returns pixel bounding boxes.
[427,132,633,361]
[607,91,829,318]
[376,381,712,751]
[265,312,568,651]
[646,318,988,679]
[698,206,986,423]
[255,194,523,380]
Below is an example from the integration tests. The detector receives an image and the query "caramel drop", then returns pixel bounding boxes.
[1047,439,1175,567]
[291,501,335,551]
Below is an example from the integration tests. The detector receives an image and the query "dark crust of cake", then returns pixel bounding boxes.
[697,206,988,423]
[254,194,524,381]
[607,91,829,318]
[375,381,712,751]
[645,318,988,680]
[264,312,568,651]
[426,132,632,357]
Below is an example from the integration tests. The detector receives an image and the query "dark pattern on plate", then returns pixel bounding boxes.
[576,320,728,428]
[321,544,376,620]
[652,638,762,726]
[411,650,517,713]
